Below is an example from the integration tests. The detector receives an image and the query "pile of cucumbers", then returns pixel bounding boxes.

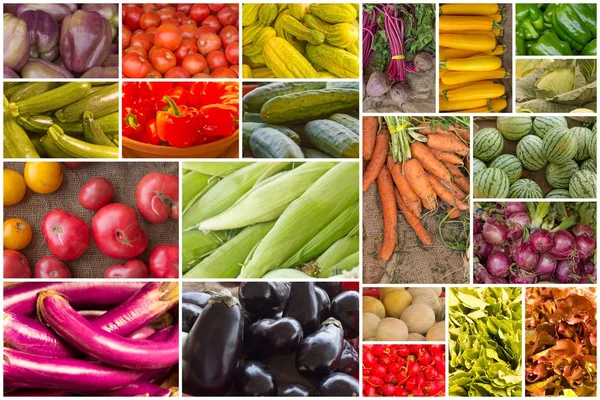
[3,82,119,159]
[242,82,360,158]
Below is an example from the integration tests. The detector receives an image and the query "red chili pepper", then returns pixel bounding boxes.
[156,96,199,148]
[197,104,238,137]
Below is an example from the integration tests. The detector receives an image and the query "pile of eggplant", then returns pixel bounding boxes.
[182,282,360,396]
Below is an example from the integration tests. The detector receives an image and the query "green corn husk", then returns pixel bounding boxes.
[281,201,359,269]
[182,172,214,213]
[198,162,337,231]
[262,269,312,279]
[182,162,253,176]
[184,221,275,278]
[239,162,359,278]
[181,230,232,274]
[183,162,289,230]
[313,235,359,277]
[318,251,359,278]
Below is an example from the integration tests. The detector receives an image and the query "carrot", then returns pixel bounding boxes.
[363,131,390,192]
[429,148,464,165]
[426,134,469,156]
[428,175,469,210]
[377,166,397,261]
[454,127,471,142]
[435,125,454,136]
[441,179,467,199]
[363,116,379,161]
[404,158,436,210]
[444,161,470,193]
[447,208,462,219]
[417,122,435,135]
[410,142,453,182]
[394,188,432,246]
[387,156,421,218]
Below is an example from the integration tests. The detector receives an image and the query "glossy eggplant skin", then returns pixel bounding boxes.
[330,291,359,339]
[182,291,211,308]
[239,282,290,317]
[336,340,359,376]
[314,372,360,396]
[295,318,344,378]
[182,294,244,396]
[244,317,304,354]
[314,285,330,323]
[235,360,277,396]
[283,282,320,336]
[280,384,312,396]
[182,303,202,333]
[315,282,343,300]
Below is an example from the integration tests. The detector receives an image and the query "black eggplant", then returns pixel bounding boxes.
[314,285,330,323]
[330,291,359,339]
[244,317,303,354]
[336,340,359,376]
[295,318,344,378]
[314,373,360,396]
[182,293,244,396]
[182,303,202,333]
[283,282,320,336]
[182,291,212,308]
[239,282,290,317]
[280,384,312,396]
[235,360,277,396]
[315,282,342,300]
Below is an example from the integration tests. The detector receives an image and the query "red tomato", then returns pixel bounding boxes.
[193,72,211,78]
[3,250,31,278]
[148,244,179,278]
[142,3,158,13]
[147,45,160,61]
[175,11,187,22]
[217,6,237,26]
[104,260,149,278]
[179,17,196,26]
[229,64,239,75]
[189,4,210,22]
[122,26,132,48]
[219,25,239,47]
[122,53,152,78]
[206,50,228,70]
[177,3,192,14]
[210,66,238,78]
[151,48,177,74]
[78,177,114,211]
[35,256,71,278]
[147,69,163,79]
[161,17,180,26]
[154,24,182,50]
[140,11,161,29]
[197,32,222,56]
[209,4,225,12]
[201,15,222,33]
[135,172,179,224]
[179,23,197,40]
[174,39,198,63]
[42,210,90,261]
[156,3,170,9]
[124,6,144,30]
[195,26,214,38]
[230,4,239,13]
[182,53,208,76]
[225,42,239,64]
[164,67,191,78]
[129,34,153,53]
[157,6,176,21]
[132,29,145,36]
[92,204,148,259]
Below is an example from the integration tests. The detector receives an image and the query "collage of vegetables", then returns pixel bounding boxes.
[0,1,598,398]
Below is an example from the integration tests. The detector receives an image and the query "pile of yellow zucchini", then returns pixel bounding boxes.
[438,3,510,113]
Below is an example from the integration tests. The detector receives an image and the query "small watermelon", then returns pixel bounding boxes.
[545,189,571,198]
[570,126,593,161]
[516,135,547,171]
[543,127,577,164]
[496,116,532,140]
[580,158,596,173]
[508,179,543,199]
[474,168,509,198]
[489,154,522,184]
[474,128,504,162]
[472,158,487,176]
[569,170,597,198]
[533,116,568,138]
[587,128,596,161]
[545,160,579,189]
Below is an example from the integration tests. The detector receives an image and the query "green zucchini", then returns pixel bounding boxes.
[47,125,119,158]
[242,122,301,148]
[3,96,40,158]
[82,111,117,147]
[329,113,359,135]
[8,82,92,118]
[305,120,359,158]
[17,114,55,134]
[302,148,332,158]
[10,82,61,103]
[55,83,119,122]
[260,88,359,124]
[40,134,70,158]
[243,112,264,123]
[249,128,304,158]
[3,83,28,99]
[326,82,360,90]
[57,112,119,134]
[30,135,47,157]
[242,82,327,112]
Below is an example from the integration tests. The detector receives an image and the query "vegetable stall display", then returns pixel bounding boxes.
[438,3,511,113]
[122,3,239,78]
[473,115,597,198]
[181,161,359,279]
[474,202,596,284]
[363,3,435,113]
[516,4,597,56]
[363,344,445,397]
[242,81,359,158]
[3,162,179,279]
[241,3,360,79]
[363,287,445,342]
[448,287,523,397]
[4,4,119,78]
[525,287,597,397]
[516,59,597,113]
[182,281,359,396]
[362,116,470,284]
[3,281,179,396]
[3,82,119,159]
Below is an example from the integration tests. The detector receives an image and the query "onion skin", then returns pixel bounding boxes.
[575,234,596,261]
[529,229,553,252]
[474,234,493,261]
[504,202,527,216]
[475,264,506,284]
[509,269,537,284]
[554,259,580,283]
[534,252,557,277]
[572,223,594,238]
[549,231,576,260]
[486,251,511,278]
[38,291,179,369]
[473,219,483,235]
[515,243,539,272]
[3,312,75,358]
[483,219,508,246]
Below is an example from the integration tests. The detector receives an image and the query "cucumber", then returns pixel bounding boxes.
[82,111,116,147]
[302,148,331,158]
[243,112,264,123]
[326,82,360,90]
[9,82,62,103]
[8,82,92,117]
[55,83,119,122]
[243,82,326,112]
[47,125,119,158]
[249,128,304,158]
[305,119,359,158]
[328,113,359,135]
[242,122,301,148]
[260,88,359,125]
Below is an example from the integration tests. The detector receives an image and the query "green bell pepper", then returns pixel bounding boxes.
[516,35,526,55]
[530,31,573,56]
[516,4,544,40]
[551,4,593,52]
[582,39,597,56]
[543,4,557,27]
[568,4,596,36]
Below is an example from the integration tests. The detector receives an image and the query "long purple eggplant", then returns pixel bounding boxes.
[78,309,106,320]
[127,325,156,340]
[5,389,71,396]
[148,325,175,341]
[99,383,177,397]
[4,282,144,315]
[38,291,179,369]
[3,312,75,358]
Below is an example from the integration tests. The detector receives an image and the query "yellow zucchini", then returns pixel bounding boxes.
[487,13,503,23]
[439,80,494,92]
[439,67,448,78]
[441,68,509,85]
[439,15,501,33]
[439,33,496,52]
[458,30,498,38]
[440,56,502,71]
[456,99,507,113]
[440,4,499,15]
[441,44,505,60]
[443,83,505,101]
[439,97,488,112]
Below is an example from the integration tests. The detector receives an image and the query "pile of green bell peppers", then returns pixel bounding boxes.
[516,3,596,56]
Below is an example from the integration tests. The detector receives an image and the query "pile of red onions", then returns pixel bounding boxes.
[474,203,596,284]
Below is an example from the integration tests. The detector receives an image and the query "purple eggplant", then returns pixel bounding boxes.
[59,10,112,73]
[127,325,156,340]
[182,303,202,332]
[235,360,278,396]
[244,317,304,354]
[182,291,211,308]
[4,14,30,71]
[20,58,73,78]
[239,282,290,318]
[314,373,360,396]
[283,282,320,335]
[100,383,176,397]
[80,4,119,40]
[16,4,76,22]
[148,325,175,341]
[295,318,344,378]
[4,389,71,396]
[4,66,19,78]
[336,340,359,376]
[19,10,59,61]
[80,66,118,78]
[330,290,359,339]
[280,384,312,396]
[316,282,343,299]
[314,285,331,323]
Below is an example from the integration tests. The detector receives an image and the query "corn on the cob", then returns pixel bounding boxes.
[182,162,253,176]
[182,172,213,213]
[318,250,359,278]
[182,230,230,274]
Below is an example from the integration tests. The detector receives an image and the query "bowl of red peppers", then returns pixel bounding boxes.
[121,81,239,158]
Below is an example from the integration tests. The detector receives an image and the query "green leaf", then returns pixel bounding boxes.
[456,292,489,309]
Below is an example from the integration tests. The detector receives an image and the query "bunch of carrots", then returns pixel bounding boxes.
[363,116,471,261]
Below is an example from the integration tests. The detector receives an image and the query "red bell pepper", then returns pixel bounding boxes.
[140,118,160,145]
[122,106,149,140]
[197,104,238,137]
[156,96,199,148]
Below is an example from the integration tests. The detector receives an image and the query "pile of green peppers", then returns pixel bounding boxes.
[516,3,596,56]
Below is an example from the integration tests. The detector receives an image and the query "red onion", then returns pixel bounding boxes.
[504,202,527,216]
[515,243,539,272]
[474,234,493,261]
[537,274,553,282]
[534,252,557,277]
[549,231,576,260]
[575,234,596,261]
[483,219,508,246]
[486,252,511,278]
[507,212,531,228]
[554,259,580,283]
[529,229,553,252]
[475,264,506,284]
[580,261,596,276]
[572,223,594,238]
[473,218,483,235]
[509,269,537,284]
